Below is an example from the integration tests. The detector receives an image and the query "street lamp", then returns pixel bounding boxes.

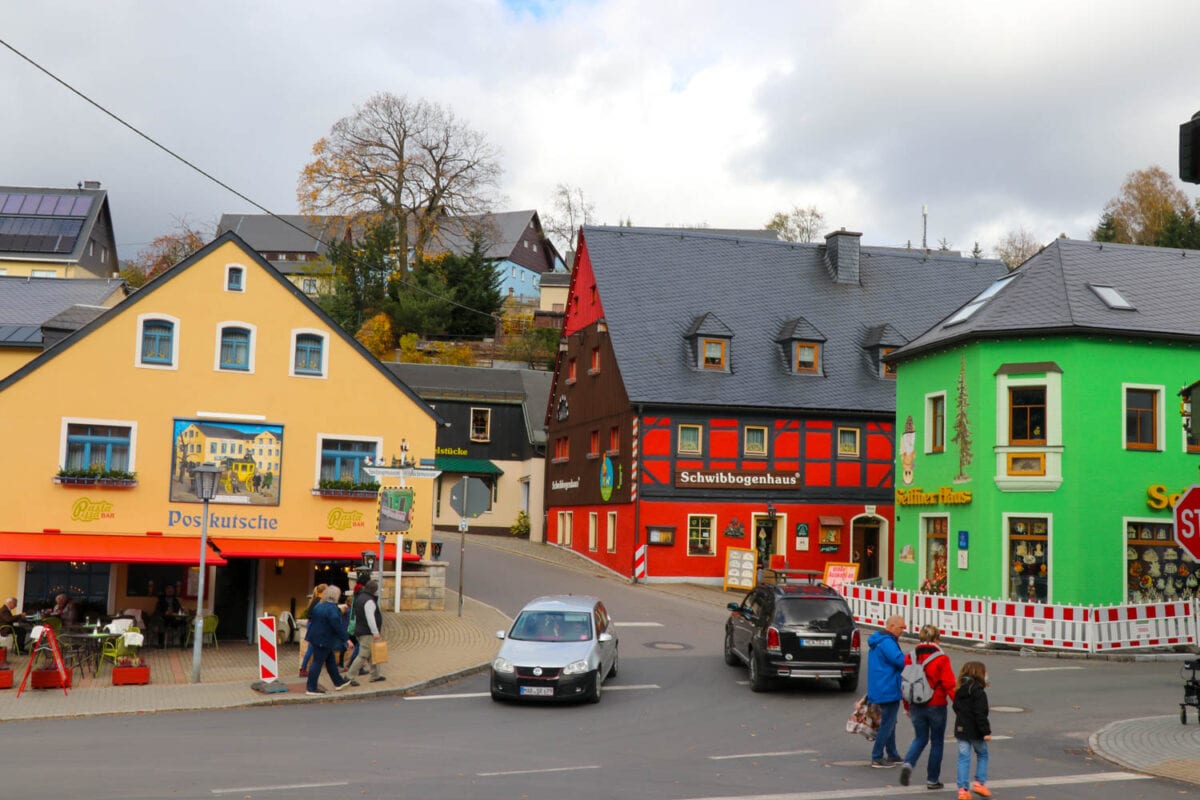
[190,463,222,684]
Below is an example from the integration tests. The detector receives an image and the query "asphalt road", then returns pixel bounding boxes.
[6,545,1197,799]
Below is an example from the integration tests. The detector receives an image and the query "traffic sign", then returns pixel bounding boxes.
[1173,484,1200,560]
[449,477,490,518]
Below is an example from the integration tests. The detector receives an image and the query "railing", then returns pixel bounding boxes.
[838,582,1198,653]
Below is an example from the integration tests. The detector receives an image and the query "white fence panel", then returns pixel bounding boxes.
[1093,600,1196,652]
[840,583,909,628]
[909,592,988,642]
[987,600,1093,651]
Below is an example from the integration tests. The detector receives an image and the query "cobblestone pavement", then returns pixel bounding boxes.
[3,534,1198,789]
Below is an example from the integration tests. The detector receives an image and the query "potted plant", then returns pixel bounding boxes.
[111,655,150,685]
[30,646,70,689]
[54,467,138,487]
[312,478,380,498]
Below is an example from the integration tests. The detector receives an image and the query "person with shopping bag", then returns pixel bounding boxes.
[866,614,907,768]
[346,579,386,685]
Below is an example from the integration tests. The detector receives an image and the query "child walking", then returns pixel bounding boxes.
[952,661,991,800]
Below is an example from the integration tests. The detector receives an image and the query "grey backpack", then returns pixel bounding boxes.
[900,651,944,705]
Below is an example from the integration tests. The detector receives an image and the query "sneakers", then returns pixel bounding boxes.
[927,783,943,790]
[333,680,351,691]
[369,675,386,683]
[870,760,895,769]
[885,756,904,765]
[348,680,360,687]
[899,764,912,786]
[971,782,991,798]
[957,790,971,800]
[305,689,326,696]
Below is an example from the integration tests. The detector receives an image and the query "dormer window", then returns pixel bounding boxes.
[863,324,906,381]
[795,342,820,374]
[880,347,897,379]
[701,339,727,370]
[776,318,826,376]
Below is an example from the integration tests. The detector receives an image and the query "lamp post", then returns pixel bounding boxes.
[190,463,222,684]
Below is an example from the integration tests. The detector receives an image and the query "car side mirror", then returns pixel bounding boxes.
[495,630,506,640]
[598,632,613,642]
[726,602,740,612]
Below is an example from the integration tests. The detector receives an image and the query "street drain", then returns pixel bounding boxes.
[645,641,691,651]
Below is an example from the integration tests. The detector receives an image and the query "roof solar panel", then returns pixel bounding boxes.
[70,196,91,216]
[54,196,76,215]
[19,195,40,214]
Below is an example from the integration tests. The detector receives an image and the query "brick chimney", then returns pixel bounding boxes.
[823,229,862,284]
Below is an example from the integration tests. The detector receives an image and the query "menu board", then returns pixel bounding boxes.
[822,561,860,592]
[724,547,757,592]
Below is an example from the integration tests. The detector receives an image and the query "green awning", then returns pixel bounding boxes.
[434,456,504,475]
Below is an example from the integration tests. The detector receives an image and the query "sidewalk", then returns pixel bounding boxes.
[1,535,1197,790]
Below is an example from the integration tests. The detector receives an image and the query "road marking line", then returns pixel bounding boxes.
[478,765,601,777]
[614,621,663,627]
[709,750,818,760]
[407,692,492,700]
[606,684,660,691]
[673,771,1148,800]
[212,782,349,795]
[1014,666,1085,672]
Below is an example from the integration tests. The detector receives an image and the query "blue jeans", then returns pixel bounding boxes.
[871,700,902,762]
[306,645,344,693]
[903,704,947,784]
[956,739,988,789]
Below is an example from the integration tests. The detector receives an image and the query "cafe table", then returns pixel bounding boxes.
[59,630,117,677]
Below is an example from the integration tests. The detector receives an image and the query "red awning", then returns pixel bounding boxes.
[211,537,420,562]
[0,532,227,565]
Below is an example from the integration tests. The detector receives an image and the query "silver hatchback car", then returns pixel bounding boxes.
[490,595,618,703]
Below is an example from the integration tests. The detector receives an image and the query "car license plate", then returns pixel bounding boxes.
[520,686,554,696]
[799,639,833,647]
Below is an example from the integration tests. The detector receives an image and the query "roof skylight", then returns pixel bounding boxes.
[1089,284,1134,310]
[943,274,1017,326]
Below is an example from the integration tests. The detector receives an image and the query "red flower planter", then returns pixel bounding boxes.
[112,665,150,686]
[0,669,12,690]
[31,668,71,689]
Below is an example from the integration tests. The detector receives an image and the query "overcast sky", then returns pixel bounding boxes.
[3,1,1198,262]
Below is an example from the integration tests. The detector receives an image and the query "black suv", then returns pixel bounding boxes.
[724,581,860,692]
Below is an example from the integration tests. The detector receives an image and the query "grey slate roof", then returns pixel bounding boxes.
[383,363,552,444]
[892,238,1200,360]
[216,214,342,254]
[583,226,1007,414]
[0,276,126,347]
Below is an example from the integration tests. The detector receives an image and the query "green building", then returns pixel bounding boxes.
[888,238,1200,606]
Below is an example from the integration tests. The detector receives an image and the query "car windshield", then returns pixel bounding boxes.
[509,610,593,642]
[775,598,853,629]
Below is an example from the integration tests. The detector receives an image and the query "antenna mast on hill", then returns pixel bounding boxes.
[921,204,928,250]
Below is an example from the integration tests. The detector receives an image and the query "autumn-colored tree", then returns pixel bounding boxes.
[126,221,210,284]
[355,312,394,360]
[765,205,825,242]
[1092,165,1191,245]
[502,327,558,369]
[994,228,1042,270]
[297,92,502,271]
[393,333,476,366]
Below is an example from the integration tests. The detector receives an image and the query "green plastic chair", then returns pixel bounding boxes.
[185,615,219,649]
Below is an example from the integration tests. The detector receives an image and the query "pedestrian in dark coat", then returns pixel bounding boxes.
[303,585,352,696]
[952,661,992,800]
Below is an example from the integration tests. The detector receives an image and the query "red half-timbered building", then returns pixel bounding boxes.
[544,227,1006,584]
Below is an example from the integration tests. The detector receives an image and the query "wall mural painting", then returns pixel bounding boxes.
[951,352,973,482]
[170,418,283,506]
[900,415,916,485]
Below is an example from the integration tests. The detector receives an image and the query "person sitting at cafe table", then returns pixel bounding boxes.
[154,585,186,647]
[1,596,28,650]
[49,593,79,625]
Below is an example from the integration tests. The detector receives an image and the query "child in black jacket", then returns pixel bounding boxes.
[952,661,992,800]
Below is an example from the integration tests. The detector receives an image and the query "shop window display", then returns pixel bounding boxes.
[1008,517,1048,603]
[1126,522,1198,602]
[922,517,948,594]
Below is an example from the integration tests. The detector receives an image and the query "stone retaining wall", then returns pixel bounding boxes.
[380,560,446,612]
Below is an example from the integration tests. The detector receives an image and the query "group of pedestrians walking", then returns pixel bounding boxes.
[866,614,993,800]
[299,580,387,696]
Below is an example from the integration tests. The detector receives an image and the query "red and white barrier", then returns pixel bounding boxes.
[1093,600,1196,651]
[840,584,909,628]
[909,592,988,642]
[987,600,1093,650]
[634,544,647,580]
[257,615,278,682]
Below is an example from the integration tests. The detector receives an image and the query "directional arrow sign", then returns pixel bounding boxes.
[449,477,490,518]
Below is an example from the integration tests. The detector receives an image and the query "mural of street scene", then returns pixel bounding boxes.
[169,418,283,506]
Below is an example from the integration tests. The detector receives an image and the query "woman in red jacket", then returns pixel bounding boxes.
[899,625,957,790]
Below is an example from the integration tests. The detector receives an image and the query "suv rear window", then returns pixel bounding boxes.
[775,598,853,628]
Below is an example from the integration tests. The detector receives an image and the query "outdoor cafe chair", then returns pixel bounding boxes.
[185,614,219,649]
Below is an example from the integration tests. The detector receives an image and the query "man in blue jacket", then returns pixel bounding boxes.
[304,585,353,696]
[867,614,907,768]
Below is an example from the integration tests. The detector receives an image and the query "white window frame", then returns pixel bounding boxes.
[135,313,180,371]
[289,328,330,379]
[1121,382,1164,452]
[59,416,138,472]
[918,513,950,594]
[225,263,247,293]
[31,269,56,278]
[924,390,947,454]
[588,512,598,551]
[214,321,257,373]
[744,425,768,457]
[994,369,1062,492]
[470,408,492,442]
[1002,512,1052,604]
[313,432,382,486]
[606,511,617,553]
[686,514,718,556]
[558,510,573,546]
[678,424,703,455]
[301,277,318,294]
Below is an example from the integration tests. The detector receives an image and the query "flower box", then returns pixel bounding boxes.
[0,668,11,690]
[31,668,71,689]
[53,476,138,488]
[311,488,378,499]
[112,665,151,686]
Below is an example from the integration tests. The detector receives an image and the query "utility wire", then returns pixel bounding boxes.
[0,36,501,324]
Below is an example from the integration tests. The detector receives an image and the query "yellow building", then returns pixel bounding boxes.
[0,232,440,641]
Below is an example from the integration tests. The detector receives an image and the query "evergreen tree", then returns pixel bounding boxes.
[319,219,396,335]
[951,354,973,482]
